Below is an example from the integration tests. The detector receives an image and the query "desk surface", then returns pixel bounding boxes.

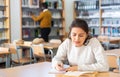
[0,47,9,55]
[98,36,120,43]
[16,42,60,49]
[105,49,120,56]
[0,62,120,77]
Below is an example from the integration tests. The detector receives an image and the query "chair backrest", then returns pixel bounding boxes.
[8,44,17,54]
[31,44,45,55]
[49,39,62,44]
[3,43,17,54]
[106,55,118,68]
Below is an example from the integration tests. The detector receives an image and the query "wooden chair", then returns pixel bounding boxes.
[31,44,47,62]
[48,39,61,57]
[4,43,35,67]
[106,54,119,72]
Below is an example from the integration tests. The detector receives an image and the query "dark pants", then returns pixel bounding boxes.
[41,28,51,42]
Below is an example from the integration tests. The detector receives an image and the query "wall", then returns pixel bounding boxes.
[10,0,21,42]
[64,0,74,32]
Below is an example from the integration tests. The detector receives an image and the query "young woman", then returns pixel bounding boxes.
[52,19,109,72]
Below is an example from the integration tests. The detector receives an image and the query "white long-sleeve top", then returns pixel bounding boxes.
[52,38,109,71]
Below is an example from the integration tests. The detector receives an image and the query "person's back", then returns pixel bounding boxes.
[40,9,52,28]
[31,2,52,42]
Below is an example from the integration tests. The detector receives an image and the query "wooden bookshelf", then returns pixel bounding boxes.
[45,0,66,41]
[73,0,120,37]
[20,0,66,41]
[20,0,40,41]
[0,0,10,44]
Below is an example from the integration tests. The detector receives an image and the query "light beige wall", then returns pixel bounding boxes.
[64,0,74,32]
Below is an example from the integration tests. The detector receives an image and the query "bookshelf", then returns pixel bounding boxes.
[0,0,10,44]
[73,0,120,37]
[45,0,66,41]
[73,0,100,36]
[20,0,66,41]
[20,0,40,41]
[100,0,120,36]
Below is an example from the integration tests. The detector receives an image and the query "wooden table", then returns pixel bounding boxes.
[16,42,60,58]
[0,62,120,77]
[105,49,120,56]
[105,49,120,72]
[98,36,120,50]
[0,47,10,68]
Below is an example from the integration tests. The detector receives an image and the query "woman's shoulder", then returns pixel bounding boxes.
[88,37,101,46]
[63,38,71,44]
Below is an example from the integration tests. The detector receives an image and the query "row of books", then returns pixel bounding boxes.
[52,12,62,19]
[52,21,62,27]
[0,22,4,28]
[22,29,40,38]
[74,0,99,10]
[0,32,6,39]
[22,21,39,27]
[22,28,63,39]
[22,10,62,19]
[88,18,120,27]
[22,11,39,17]
[89,26,120,36]
[22,0,39,8]
[49,28,63,36]
[101,0,120,6]
[0,11,3,17]
[101,27,120,36]
[46,0,63,9]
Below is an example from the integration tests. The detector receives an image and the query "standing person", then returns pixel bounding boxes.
[52,19,109,72]
[31,2,52,42]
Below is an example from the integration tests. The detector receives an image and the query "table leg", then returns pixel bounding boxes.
[5,54,10,68]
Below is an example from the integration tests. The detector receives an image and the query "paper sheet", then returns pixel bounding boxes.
[49,64,70,74]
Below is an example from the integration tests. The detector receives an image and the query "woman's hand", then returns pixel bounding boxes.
[55,63,65,71]
[66,66,78,71]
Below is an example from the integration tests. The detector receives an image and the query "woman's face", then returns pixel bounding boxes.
[70,27,88,47]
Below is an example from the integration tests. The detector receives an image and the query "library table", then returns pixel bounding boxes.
[0,47,10,68]
[0,62,120,77]
[105,49,120,56]
[98,36,120,50]
[16,42,60,58]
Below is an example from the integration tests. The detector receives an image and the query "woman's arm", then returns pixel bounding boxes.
[31,12,43,21]
[78,38,109,71]
[52,39,69,70]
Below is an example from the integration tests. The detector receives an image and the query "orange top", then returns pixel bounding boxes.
[31,10,52,28]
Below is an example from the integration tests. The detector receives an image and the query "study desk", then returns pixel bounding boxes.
[0,62,120,77]
[105,49,120,56]
[0,47,10,68]
[98,36,120,49]
[16,42,60,58]
[16,42,60,49]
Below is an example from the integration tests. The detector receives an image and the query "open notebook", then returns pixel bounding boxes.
[49,65,97,76]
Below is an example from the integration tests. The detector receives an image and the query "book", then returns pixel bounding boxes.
[64,71,95,77]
